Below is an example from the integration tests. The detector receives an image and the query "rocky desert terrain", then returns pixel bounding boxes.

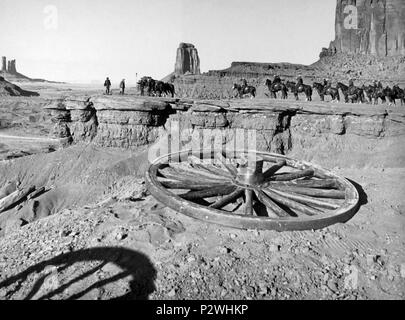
[0,80,404,300]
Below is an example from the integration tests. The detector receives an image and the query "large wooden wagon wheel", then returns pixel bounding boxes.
[145,150,360,231]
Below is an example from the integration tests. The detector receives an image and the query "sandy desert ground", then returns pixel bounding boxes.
[0,82,404,300]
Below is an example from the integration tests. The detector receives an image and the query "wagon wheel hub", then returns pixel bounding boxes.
[234,158,264,186]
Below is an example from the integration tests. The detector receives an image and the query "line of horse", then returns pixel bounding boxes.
[137,76,175,97]
[233,79,405,106]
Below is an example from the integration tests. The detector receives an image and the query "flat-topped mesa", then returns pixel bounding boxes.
[329,0,405,56]
[174,43,201,75]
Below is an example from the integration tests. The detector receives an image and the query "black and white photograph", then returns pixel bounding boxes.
[0,0,404,306]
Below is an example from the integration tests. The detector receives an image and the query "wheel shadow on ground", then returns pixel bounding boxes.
[0,247,157,300]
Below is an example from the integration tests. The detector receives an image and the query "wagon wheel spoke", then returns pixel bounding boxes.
[191,163,233,179]
[268,188,340,210]
[157,173,226,187]
[182,166,232,182]
[269,168,315,182]
[262,160,286,181]
[158,166,227,183]
[180,185,236,201]
[216,152,238,177]
[269,179,339,189]
[209,188,244,209]
[263,189,322,216]
[254,189,290,218]
[188,156,233,179]
[157,178,223,190]
[244,189,254,215]
[269,184,345,199]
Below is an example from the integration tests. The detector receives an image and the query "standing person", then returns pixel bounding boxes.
[104,77,111,95]
[120,79,126,95]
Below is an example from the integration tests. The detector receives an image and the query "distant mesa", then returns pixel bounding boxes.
[0,55,64,83]
[174,43,201,75]
[0,76,40,97]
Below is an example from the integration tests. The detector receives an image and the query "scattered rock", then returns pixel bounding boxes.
[167,288,176,297]
[327,280,338,293]
[269,244,280,253]
[60,229,71,237]
[218,246,232,255]
[114,230,128,241]
[366,254,378,266]
[400,264,405,279]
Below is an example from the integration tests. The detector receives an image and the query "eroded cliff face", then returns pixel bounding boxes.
[331,0,405,56]
[45,96,405,169]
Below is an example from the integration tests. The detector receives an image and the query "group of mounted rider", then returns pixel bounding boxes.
[137,76,175,97]
[234,75,405,105]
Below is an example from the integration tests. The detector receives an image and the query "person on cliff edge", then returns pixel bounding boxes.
[104,77,112,95]
[120,79,126,95]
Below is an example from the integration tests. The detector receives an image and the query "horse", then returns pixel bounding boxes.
[286,81,312,101]
[147,78,156,96]
[362,85,375,103]
[312,82,340,102]
[164,83,175,97]
[337,82,364,103]
[138,77,156,96]
[392,85,405,106]
[382,86,396,106]
[155,81,175,97]
[370,86,387,105]
[232,84,256,99]
[265,79,288,99]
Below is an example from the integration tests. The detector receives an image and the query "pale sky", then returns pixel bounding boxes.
[0,0,336,84]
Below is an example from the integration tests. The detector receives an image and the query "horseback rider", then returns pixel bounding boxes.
[372,80,378,88]
[323,78,328,87]
[297,75,303,85]
[325,78,332,89]
[349,79,354,88]
[240,78,248,94]
[377,81,383,89]
[273,74,281,84]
